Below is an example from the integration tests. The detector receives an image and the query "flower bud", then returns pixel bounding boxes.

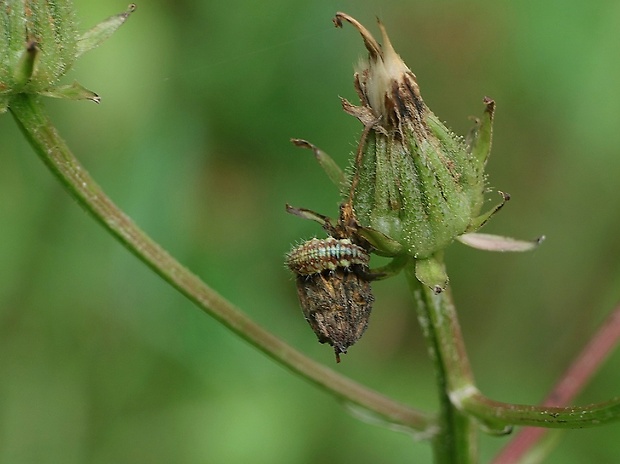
[0,2,135,111]
[334,13,498,262]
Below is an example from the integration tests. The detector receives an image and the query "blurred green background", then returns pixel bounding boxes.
[2,0,620,462]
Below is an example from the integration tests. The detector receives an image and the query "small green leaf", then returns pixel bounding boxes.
[415,255,448,293]
[467,97,495,166]
[467,191,510,232]
[76,4,136,58]
[39,81,100,103]
[291,138,346,188]
[365,255,409,281]
[357,225,403,257]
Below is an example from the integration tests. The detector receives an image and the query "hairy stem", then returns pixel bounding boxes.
[405,264,478,463]
[409,267,620,431]
[405,257,620,463]
[462,391,620,429]
[8,93,434,433]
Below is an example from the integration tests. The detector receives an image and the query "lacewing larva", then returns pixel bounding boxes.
[286,237,369,275]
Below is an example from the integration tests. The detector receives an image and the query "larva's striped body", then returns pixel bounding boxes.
[286,237,369,275]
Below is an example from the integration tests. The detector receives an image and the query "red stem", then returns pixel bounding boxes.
[493,301,620,463]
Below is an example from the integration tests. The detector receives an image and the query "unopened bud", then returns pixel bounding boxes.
[0,2,134,111]
[335,13,499,264]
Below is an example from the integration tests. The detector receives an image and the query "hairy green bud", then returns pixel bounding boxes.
[290,14,542,294]
[335,13,500,261]
[0,1,135,111]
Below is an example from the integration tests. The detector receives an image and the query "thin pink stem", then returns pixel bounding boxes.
[493,301,620,463]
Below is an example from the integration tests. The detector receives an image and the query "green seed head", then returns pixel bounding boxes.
[1,1,76,94]
[335,13,494,260]
[0,1,135,111]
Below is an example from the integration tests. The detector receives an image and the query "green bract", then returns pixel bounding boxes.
[0,1,135,112]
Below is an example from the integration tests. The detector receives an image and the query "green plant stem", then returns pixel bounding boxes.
[405,254,620,431]
[405,264,478,463]
[8,93,434,433]
[462,392,620,428]
[405,257,620,462]
[493,301,620,463]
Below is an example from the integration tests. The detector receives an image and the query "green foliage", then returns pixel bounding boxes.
[2,1,620,463]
